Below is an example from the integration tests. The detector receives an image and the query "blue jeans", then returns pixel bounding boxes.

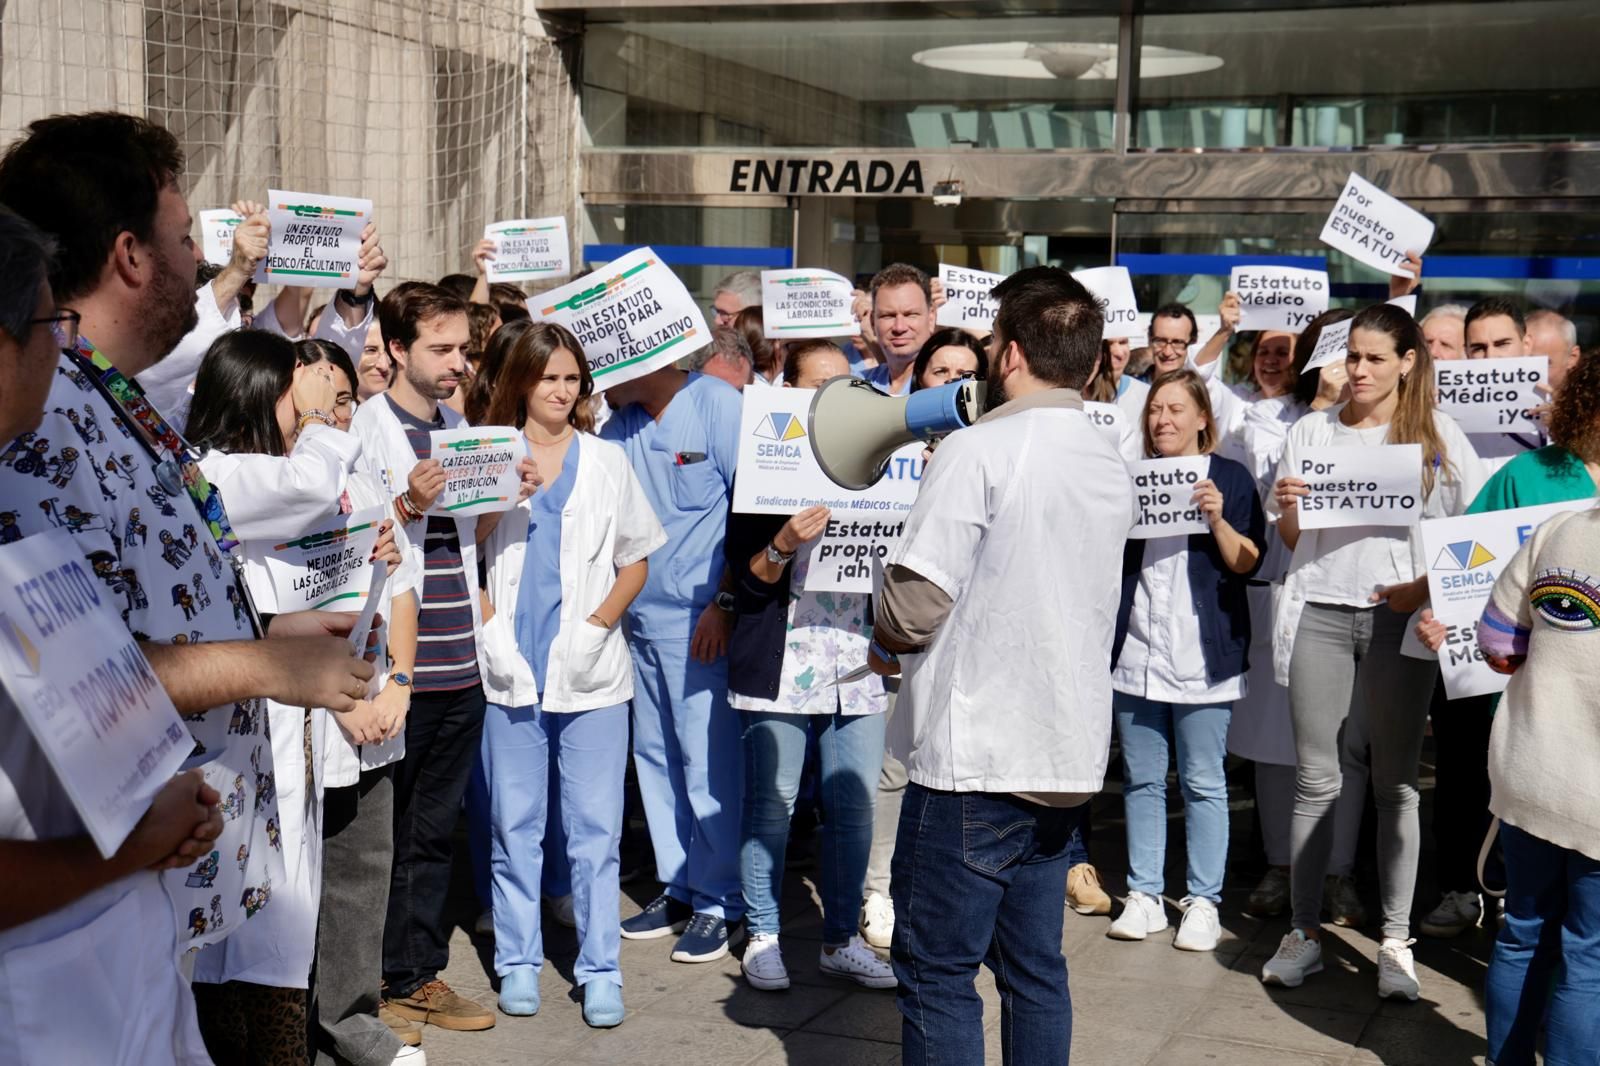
[739,709,886,944]
[892,783,1076,1066]
[1112,692,1231,902]
[1486,822,1600,1066]
[482,701,629,987]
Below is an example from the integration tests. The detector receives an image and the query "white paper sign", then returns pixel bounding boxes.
[803,517,906,594]
[760,269,857,339]
[256,189,372,289]
[428,427,527,516]
[1295,444,1422,530]
[345,562,388,655]
[0,531,191,857]
[1303,318,1354,372]
[1319,173,1436,278]
[1128,456,1211,539]
[539,247,709,390]
[1421,500,1594,699]
[1085,401,1141,461]
[1073,266,1140,334]
[1435,357,1548,435]
[936,263,1005,331]
[199,209,242,267]
[1387,294,1418,317]
[264,507,385,613]
[1230,266,1330,332]
[485,217,570,281]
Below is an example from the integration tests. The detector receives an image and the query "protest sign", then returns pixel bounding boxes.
[1387,293,1418,317]
[1421,500,1594,698]
[1085,401,1140,460]
[1230,266,1330,332]
[256,189,371,289]
[803,517,906,594]
[484,217,570,281]
[1319,173,1435,278]
[264,506,385,613]
[1303,318,1354,372]
[0,531,191,857]
[1295,444,1422,530]
[428,427,527,516]
[539,247,709,390]
[936,263,1005,331]
[760,269,857,339]
[1435,357,1547,435]
[200,209,242,267]
[1127,456,1211,539]
[345,562,388,654]
[1072,266,1139,335]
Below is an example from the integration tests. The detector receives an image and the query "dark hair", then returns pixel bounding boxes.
[1151,302,1198,344]
[869,262,932,306]
[733,306,780,379]
[488,282,527,314]
[1292,308,1356,406]
[467,303,500,365]
[498,302,530,324]
[910,328,988,392]
[1350,302,1450,495]
[1465,296,1527,338]
[989,266,1102,389]
[0,207,56,344]
[1142,369,1219,458]
[483,322,595,433]
[782,339,847,385]
[464,318,531,425]
[195,261,223,289]
[1548,344,1600,461]
[188,330,297,457]
[0,112,185,302]
[1084,339,1120,403]
[294,338,358,398]
[436,273,475,301]
[379,283,468,356]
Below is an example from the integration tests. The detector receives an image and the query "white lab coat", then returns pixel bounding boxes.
[135,281,242,431]
[255,297,375,367]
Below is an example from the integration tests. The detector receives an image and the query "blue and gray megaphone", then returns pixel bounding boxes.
[807,376,987,490]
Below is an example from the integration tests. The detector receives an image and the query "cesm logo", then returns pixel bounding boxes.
[754,412,807,459]
[1432,539,1497,596]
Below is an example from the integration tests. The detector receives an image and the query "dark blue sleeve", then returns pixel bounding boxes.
[1218,456,1268,579]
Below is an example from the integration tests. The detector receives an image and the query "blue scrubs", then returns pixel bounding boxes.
[601,373,745,919]
[481,438,628,988]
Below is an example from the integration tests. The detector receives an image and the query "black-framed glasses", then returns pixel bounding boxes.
[32,310,81,349]
[1148,337,1189,352]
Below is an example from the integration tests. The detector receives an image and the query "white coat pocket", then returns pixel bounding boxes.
[480,610,537,699]
[566,620,620,698]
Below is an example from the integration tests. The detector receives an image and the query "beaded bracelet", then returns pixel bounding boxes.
[297,409,336,431]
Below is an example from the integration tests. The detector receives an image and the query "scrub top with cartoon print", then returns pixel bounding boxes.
[0,351,285,953]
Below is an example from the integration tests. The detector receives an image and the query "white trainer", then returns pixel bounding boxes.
[741,933,790,991]
[392,1047,426,1065]
[1107,891,1168,941]
[1261,929,1324,987]
[1420,891,1481,938]
[861,893,895,950]
[1377,937,1421,1001]
[819,936,897,989]
[1173,897,1221,952]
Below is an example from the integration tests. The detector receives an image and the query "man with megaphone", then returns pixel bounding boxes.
[863,266,1135,1066]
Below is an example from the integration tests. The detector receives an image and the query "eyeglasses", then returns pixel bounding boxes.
[32,310,81,349]
[1148,337,1190,352]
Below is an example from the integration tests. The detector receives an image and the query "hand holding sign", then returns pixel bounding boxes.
[777,505,831,553]
[484,217,571,281]
[1293,444,1422,530]
[1320,173,1435,278]
[1071,266,1139,335]
[1230,266,1330,332]
[936,263,1005,332]
[428,427,529,516]
[1435,357,1548,434]
[1127,456,1211,539]
[1389,252,1424,298]
[256,189,373,289]
[761,269,857,339]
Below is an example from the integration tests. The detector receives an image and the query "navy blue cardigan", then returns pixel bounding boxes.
[724,509,796,700]
[1111,453,1268,686]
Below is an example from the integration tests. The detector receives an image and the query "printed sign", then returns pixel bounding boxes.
[1230,266,1330,332]
[1319,173,1436,278]
[428,427,527,516]
[345,562,387,655]
[1303,319,1354,372]
[1072,266,1139,334]
[485,217,570,281]
[1435,357,1548,435]
[1421,500,1594,699]
[0,531,191,857]
[1295,444,1422,530]
[1388,293,1418,317]
[264,506,384,613]
[1085,401,1141,461]
[256,189,371,289]
[804,517,906,594]
[936,263,1005,331]
[540,247,709,390]
[1128,456,1211,539]
[199,209,242,267]
[760,269,857,339]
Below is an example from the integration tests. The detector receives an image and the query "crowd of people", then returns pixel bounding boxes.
[0,108,1597,1066]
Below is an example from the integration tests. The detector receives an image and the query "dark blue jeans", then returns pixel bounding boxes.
[892,783,1076,1066]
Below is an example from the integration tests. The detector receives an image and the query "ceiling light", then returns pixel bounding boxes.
[912,42,1223,81]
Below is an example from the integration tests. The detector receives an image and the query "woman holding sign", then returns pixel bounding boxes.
[1106,369,1266,951]
[1262,304,1484,1001]
[476,323,666,1028]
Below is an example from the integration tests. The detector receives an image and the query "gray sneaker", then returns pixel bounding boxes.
[1325,875,1366,928]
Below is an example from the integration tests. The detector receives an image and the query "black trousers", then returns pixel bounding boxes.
[1429,685,1496,896]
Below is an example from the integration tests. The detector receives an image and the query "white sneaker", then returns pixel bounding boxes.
[392,1047,427,1065]
[474,908,493,936]
[1172,897,1221,952]
[1377,937,1421,1001]
[819,936,897,989]
[546,893,576,929]
[1420,891,1481,938]
[741,933,790,991]
[861,892,894,950]
[1261,929,1324,987]
[1107,891,1168,941]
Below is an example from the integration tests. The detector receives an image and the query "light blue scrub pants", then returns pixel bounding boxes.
[629,636,745,920]
[482,701,628,988]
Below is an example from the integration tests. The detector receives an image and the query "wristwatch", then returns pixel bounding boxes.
[390,672,412,688]
[713,591,736,613]
[337,287,375,309]
[765,541,795,565]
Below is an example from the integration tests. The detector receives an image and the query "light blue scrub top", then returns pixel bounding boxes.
[862,362,912,396]
[514,436,579,689]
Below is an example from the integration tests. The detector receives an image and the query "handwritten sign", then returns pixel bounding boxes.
[199,209,242,267]
[804,518,906,593]
[1230,266,1330,332]
[760,269,857,339]
[1303,319,1354,372]
[264,506,384,613]
[1319,173,1435,278]
[1128,456,1211,539]
[1435,357,1547,435]
[428,427,527,516]
[936,263,1005,331]
[540,247,709,390]
[485,217,570,281]
[1072,266,1139,335]
[1295,444,1422,530]
[256,189,371,289]
[0,531,191,857]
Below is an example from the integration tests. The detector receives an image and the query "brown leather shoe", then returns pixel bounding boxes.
[385,979,495,1031]
[379,1004,422,1046]
[1066,862,1112,916]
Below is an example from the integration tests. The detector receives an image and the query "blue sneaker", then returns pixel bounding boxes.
[497,967,539,1016]
[581,979,625,1028]
[620,893,693,940]
[671,913,733,963]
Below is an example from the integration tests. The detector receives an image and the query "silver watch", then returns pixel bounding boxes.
[765,541,795,565]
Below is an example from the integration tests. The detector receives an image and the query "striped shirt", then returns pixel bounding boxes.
[388,395,481,692]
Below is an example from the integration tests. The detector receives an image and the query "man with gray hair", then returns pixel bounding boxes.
[688,327,754,391]
[1527,309,1582,393]
[712,270,762,329]
[1420,304,1467,362]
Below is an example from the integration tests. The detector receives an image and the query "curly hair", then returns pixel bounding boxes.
[1548,346,1600,461]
